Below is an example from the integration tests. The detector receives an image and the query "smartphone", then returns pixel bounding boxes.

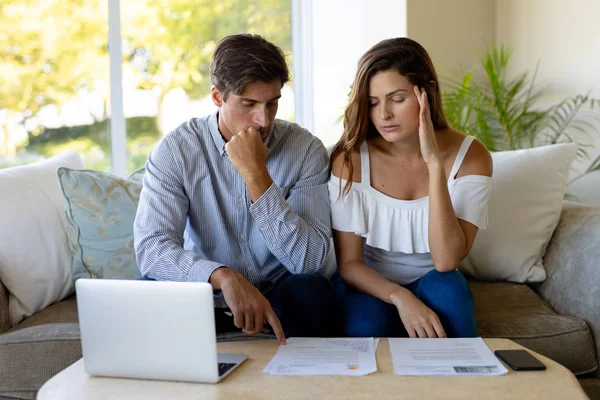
[494,349,546,371]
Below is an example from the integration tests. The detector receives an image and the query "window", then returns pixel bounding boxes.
[0,1,111,170]
[0,0,293,174]
[120,0,293,173]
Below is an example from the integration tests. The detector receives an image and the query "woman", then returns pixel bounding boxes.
[329,38,493,338]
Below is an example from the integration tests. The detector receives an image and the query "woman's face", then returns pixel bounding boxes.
[368,69,420,142]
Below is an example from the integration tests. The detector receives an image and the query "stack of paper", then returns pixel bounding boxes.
[263,337,378,376]
[388,337,508,376]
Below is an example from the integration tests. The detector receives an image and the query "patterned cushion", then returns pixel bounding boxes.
[56,168,142,281]
[128,167,145,183]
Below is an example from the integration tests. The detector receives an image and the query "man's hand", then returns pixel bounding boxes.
[225,128,270,179]
[224,128,273,201]
[210,267,286,344]
[390,288,447,338]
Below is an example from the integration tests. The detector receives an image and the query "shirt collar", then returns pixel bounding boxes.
[208,110,277,156]
[208,111,226,155]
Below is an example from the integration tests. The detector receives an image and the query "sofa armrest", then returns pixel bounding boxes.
[0,279,9,333]
[538,202,600,376]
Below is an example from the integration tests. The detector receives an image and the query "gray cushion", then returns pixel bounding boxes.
[0,394,36,400]
[539,203,600,378]
[1,297,80,398]
[0,323,81,399]
[470,280,598,375]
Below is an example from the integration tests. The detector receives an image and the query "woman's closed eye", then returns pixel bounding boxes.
[369,97,405,107]
[369,100,379,107]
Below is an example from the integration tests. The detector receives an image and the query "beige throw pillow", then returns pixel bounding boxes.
[460,143,577,283]
[0,151,85,325]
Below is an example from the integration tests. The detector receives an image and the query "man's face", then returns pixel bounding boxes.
[211,80,281,143]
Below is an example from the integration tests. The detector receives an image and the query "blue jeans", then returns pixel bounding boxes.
[139,272,340,338]
[331,269,476,338]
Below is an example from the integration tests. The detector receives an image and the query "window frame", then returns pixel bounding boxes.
[107,0,308,176]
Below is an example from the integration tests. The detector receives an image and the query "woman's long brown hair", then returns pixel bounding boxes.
[330,37,449,197]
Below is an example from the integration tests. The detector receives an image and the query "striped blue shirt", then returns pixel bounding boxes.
[133,112,331,307]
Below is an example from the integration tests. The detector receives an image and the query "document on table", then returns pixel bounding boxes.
[389,337,508,376]
[263,337,378,376]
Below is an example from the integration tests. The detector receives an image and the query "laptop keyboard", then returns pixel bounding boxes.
[218,362,237,376]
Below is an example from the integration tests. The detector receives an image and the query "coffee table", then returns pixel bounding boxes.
[37,338,588,399]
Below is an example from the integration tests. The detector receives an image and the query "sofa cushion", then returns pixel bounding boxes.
[470,280,598,375]
[0,322,81,400]
[57,168,143,281]
[128,167,145,182]
[460,143,577,283]
[0,151,85,326]
[9,296,79,332]
[0,297,80,399]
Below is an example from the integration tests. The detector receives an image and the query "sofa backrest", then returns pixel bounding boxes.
[0,279,9,333]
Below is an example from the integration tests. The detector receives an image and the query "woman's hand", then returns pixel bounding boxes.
[390,288,447,338]
[413,85,440,165]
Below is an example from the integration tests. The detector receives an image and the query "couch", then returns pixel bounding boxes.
[0,202,597,399]
[1,141,600,400]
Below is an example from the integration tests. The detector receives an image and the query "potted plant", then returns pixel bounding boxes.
[442,45,600,186]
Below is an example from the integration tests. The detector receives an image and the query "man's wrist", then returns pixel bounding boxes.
[242,167,271,184]
[209,266,233,290]
[244,170,273,202]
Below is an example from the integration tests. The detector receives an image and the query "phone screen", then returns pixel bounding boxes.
[494,350,546,371]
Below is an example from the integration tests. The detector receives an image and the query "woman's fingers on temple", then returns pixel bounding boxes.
[413,86,423,105]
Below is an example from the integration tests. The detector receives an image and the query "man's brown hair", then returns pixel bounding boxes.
[210,34,289,101]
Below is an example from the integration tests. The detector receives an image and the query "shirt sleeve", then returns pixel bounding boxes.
[249,138,332,274]
[450,175,492,229]
[329,178,368,235]
[133,137,224,282]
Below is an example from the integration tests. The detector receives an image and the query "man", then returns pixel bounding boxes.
[134,34,338,344]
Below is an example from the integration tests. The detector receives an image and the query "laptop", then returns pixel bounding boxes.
[76,279,248,383]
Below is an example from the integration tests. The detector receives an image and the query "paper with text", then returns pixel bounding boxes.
[263,337,378,376]
[389,337,508,376]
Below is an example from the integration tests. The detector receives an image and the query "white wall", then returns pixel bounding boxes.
[310,0,496,148]
[407,0,496,74]
[496,0,600,204]
[311,0,407,147]
[496,0,600,100]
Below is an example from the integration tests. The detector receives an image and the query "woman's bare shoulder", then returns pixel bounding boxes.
[331,147,362,183]
[450,131,493,178]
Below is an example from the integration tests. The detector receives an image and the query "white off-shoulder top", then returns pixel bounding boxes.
[329,135,492,285]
